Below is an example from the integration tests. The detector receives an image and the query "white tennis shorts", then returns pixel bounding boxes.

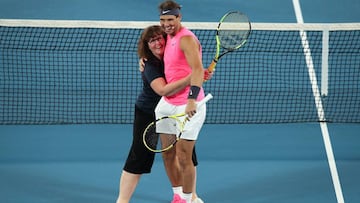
[155,97,206,141]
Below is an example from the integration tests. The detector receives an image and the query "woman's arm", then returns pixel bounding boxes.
[150,74,190,96]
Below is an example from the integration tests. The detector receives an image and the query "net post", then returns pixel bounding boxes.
[321,28,329,97]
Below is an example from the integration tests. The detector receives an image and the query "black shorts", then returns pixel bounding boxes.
[123,105,198,174]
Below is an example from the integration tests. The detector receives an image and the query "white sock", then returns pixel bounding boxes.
[172,186,183,195]
[182,192,192,203]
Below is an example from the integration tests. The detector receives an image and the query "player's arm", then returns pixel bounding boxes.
[181,36,204,88]
[180,35,204,117]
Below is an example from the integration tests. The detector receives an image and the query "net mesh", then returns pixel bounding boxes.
[1,20,359,124]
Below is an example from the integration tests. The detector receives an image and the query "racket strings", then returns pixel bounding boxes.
[218,12,250,49]
[143,117,180,152]
[143,123,159,150]
[143,94,213,152]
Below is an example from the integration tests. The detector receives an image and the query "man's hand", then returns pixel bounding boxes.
[185,99,197,118]
[203,69,214,82]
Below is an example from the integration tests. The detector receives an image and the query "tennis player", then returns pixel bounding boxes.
[116,25,205,203]
[155,1,207,203]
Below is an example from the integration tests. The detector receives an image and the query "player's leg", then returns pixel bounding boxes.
[155,98,185,201]
[178,103,206,203]
[191,147,204,202]
[177,139,196,202]
[191,146,199,200]
[162,145,183,201]
[162,145,182,186]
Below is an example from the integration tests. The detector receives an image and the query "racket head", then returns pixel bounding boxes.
[217,11,251,51]
[143,116,183,153]
[142,94,213,152]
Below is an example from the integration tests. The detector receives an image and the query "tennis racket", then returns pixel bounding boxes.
[208,11,251,73]
[143,93,213,153]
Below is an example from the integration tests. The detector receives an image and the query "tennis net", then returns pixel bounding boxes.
[1,19,359,124]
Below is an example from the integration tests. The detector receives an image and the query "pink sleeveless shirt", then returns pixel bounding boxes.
[164,27,205,105]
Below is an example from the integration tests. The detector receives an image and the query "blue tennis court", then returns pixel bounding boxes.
[1,123,359,203]
[1,0,359,203]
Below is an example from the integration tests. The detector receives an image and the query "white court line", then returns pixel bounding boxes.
[292,1,345,203]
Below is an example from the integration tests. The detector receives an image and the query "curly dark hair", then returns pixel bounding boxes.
[137,25,166,60]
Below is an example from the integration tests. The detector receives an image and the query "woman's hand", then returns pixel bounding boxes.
[138,58,146,72]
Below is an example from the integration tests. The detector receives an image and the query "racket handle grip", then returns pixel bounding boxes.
[197,93,213,107]
[208,59,217,73]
